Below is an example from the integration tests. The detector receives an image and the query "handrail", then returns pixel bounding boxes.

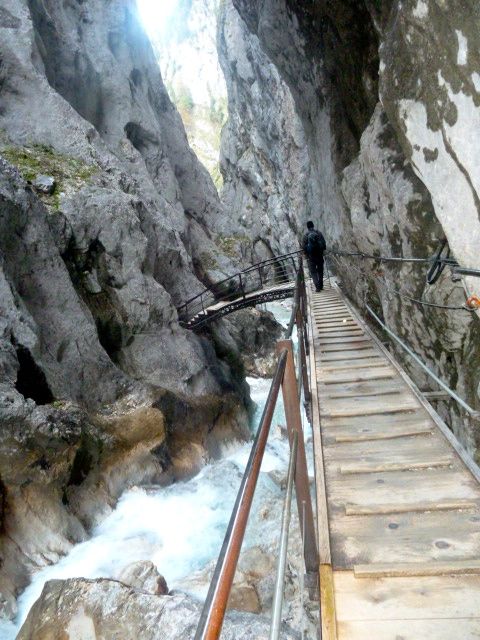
[194,350,288,640]
[366,303,480,418]
[194,266,319,639]
[270,431,298,640]
[241,249,302,274]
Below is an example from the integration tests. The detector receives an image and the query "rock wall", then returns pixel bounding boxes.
[217,0,313,264]
[0,0,251,619]
[227,0,480,457]
[16,577,298,640]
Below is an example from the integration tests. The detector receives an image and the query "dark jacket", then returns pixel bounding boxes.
[302,229,326,260]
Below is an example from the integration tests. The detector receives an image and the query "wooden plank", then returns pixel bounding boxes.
[315,312,347,318]
[354,559,480,578]
[340,459,453,474]
[319,336,370,345]
[334,571,480,621]
[326,468,480,507]
[317,333,365,341]
[321,409,432,429]
[322,393,420,418]
[337,619,480,640]
[322,369,396,384]
[333,427,433,442]
[320,344,373,354]
[313,301,345,308]
[320,351,382,363]
[307,286,332,565]
[320,564,338,640]
[316,324,357,331]
[324,434,450,461]
[326,385,403,399]
[324,405,418,419]
[329,509,480,568]
[345,500,477,516]
[318,361,392,372]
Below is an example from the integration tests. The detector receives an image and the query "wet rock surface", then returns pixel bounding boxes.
[225,308,284,376]
[118,561,169,596]
[16,577,299,639]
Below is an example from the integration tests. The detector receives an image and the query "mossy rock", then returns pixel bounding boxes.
[215,234,251,258]
[0,141,99,210]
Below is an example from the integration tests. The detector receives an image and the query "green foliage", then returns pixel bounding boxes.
[199,251,219,271]
[208,95,228,127]
[216,234,250,258]
[175,83,195,114]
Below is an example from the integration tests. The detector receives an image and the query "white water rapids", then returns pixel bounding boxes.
[1,301,314,639]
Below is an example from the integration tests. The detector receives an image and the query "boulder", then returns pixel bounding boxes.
[118,561,168,596]
[16,578,299,639]
[32,175,55,194]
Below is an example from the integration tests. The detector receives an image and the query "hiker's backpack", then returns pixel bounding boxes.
[306,231,326,256]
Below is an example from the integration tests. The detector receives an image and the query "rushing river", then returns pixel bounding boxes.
[1,301,313,639]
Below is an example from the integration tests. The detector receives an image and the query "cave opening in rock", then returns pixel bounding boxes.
[15,346,54,406]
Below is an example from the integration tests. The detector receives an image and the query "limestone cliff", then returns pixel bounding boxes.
[217,0,312,264]
[226,0,480,457]
[0,0,250,619]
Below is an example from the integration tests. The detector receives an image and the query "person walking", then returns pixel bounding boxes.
[302,220,326,292]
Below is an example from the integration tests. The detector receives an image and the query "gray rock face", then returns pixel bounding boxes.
[225,308,284,376]
[16,577,299,639]
[228,0,480,458]
[217,0,312,264]
[0,0,241,410]
[0,0,251,621]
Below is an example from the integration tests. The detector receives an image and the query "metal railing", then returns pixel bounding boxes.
[365,303,480,419]
[194,261,319,640]
[178,251,302,328]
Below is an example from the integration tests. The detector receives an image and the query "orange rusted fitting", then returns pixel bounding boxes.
[466,295,480,310]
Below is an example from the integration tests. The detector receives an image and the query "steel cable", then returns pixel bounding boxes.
[329,253,474,313]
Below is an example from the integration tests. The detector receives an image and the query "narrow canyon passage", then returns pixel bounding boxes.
[0,0,479,638]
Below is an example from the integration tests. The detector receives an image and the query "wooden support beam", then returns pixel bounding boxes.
[276,339,319,577]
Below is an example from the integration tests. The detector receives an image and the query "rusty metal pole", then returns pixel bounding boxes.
[276,339,318,581]
[296,308,311,405]
[194,351,288,640]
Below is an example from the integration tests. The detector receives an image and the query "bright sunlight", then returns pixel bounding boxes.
[136,0,178,37]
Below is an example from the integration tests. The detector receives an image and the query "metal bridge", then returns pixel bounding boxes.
[178,254,480,640]
[177,252,301,329]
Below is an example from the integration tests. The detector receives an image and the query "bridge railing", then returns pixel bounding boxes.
[177,251,302,328]
[194,262,319,640]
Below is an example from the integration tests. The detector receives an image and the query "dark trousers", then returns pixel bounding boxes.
[307,257,324,291]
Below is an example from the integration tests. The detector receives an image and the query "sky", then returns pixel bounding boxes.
[135,0,226,107]
[136,0,179,39]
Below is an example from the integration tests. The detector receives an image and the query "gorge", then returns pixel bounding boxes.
[0,0,479,638]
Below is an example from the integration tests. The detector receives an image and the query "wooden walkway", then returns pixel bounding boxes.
[307,283,480,639]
